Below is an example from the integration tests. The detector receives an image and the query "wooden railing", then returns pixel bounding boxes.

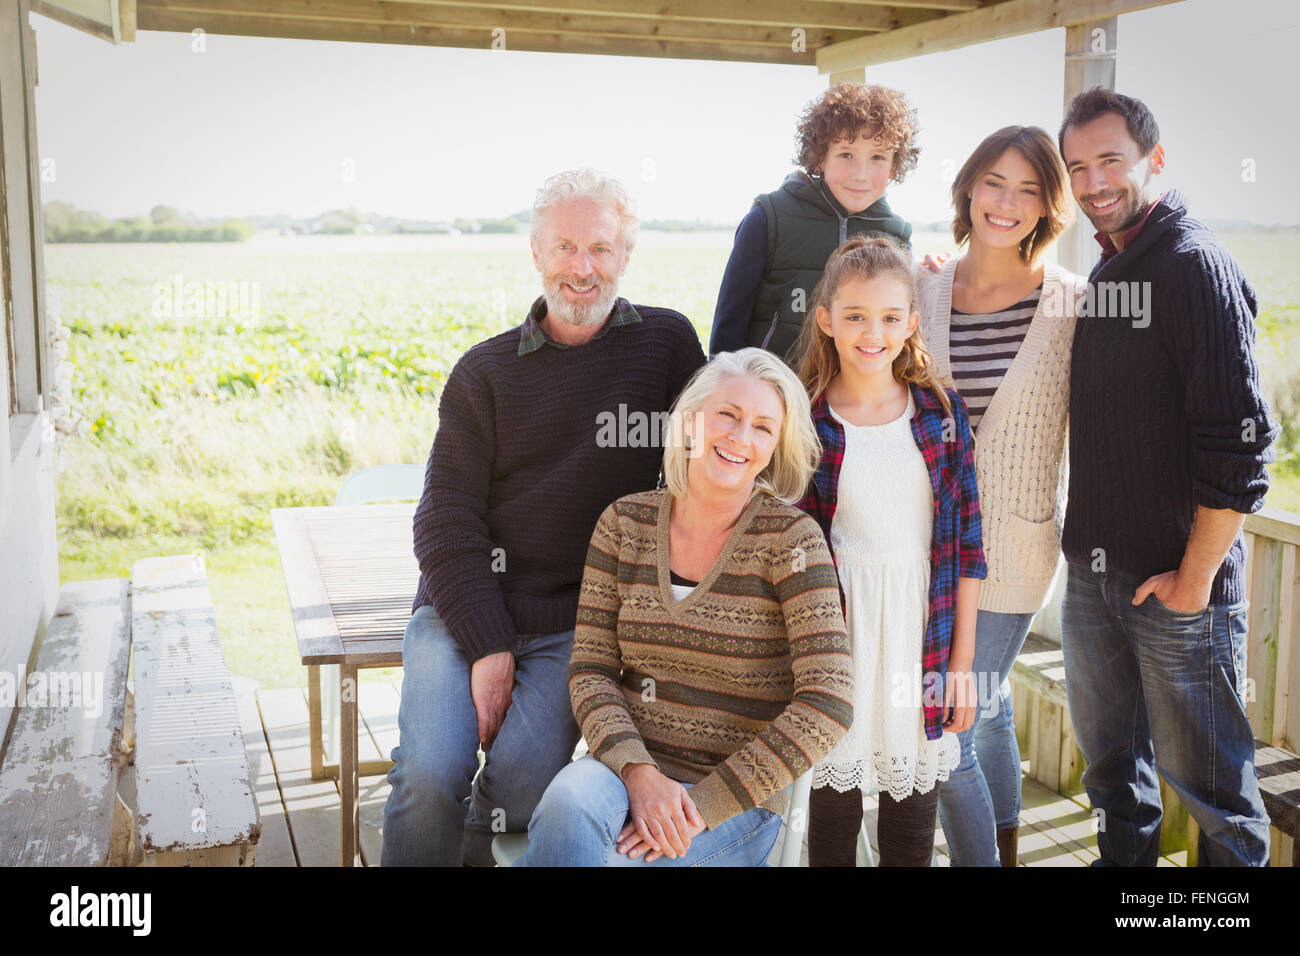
[1244,506,1300,752]
[1008,504,1300,865]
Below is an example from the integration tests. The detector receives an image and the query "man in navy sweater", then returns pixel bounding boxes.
[1058,89,1277,866]
[381,170,706,865]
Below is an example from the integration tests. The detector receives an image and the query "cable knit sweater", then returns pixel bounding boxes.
[1063,189,1277,606]
[919,260,1085,613]
[569,489,854,830]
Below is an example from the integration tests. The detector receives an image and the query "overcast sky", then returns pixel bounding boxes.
[30,0,1300,226]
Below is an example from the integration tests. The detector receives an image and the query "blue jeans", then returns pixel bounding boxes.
[937,609,1036,866]
[1060,561,1270,867]
[380,605,581,866]
[515,756,784,867]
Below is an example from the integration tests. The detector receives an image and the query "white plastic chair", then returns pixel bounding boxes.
[334,463,426,506]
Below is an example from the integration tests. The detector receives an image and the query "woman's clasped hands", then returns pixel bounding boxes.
[617,762,706,862]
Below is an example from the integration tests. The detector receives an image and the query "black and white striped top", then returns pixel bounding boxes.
[949,288,1041,431]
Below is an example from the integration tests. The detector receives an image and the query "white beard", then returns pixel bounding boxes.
[543,273,620,327]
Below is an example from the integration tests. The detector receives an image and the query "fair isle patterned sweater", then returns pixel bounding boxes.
[568,488,854,830]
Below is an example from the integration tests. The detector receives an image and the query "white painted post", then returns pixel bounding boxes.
[1030,17,1120,647]
[1058,17,1118,277]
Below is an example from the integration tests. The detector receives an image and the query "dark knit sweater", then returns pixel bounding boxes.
[1062,189,1278,605]
[412,297,707,660]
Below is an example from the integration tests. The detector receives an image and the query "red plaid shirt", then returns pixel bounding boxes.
[797,383,987,740]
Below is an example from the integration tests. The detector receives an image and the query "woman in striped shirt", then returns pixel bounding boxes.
[917,126,1086,867]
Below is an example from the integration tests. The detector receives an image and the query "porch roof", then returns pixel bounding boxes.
[32,0,1181,71]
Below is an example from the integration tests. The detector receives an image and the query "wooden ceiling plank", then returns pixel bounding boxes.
[140,0,943,33]
[136,7,830,62]
[30,0,117,41]
[816,0,1183,71]
[140,1,857,47]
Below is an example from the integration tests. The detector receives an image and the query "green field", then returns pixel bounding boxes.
[47,230,1300,690]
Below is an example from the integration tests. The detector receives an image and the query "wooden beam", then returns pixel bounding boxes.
[139,0,942,35]
[120,0,137,40]
[138,1,859,51]
[29,0,117,42]
[136,7,833,63]
[829,66,867,85]
[816,0,1183,72]
[835,0,982,8]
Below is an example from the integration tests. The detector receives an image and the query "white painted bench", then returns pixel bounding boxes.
[0,579,133,865]
[131,555,260,866]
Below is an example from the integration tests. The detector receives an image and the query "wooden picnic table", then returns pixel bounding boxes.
[271,503,416,867]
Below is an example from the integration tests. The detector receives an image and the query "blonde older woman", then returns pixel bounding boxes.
[516,348,854,866]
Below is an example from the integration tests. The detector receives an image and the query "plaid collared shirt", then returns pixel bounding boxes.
[517,295,642,356]
[797,383,987,740]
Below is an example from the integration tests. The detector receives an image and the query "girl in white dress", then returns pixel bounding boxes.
[793,236,985,866]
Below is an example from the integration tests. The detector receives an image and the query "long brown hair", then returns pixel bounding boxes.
[792,236,951,415]
[950,125,1072,265]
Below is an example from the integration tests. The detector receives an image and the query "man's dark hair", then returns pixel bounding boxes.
[1058,87,1160,157]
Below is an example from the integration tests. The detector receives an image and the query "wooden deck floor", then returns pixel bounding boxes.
[240,682,1188,867]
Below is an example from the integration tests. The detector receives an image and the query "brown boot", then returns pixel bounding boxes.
[996,826,1018,867]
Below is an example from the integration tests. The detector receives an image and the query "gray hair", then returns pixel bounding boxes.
[531,168,638,251]
[663,348,820,505]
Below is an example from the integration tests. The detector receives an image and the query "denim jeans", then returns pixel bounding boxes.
[380,604,581,866]
[937,609,1036,866]
[515,756,784,867]
[1060,561,1270,867]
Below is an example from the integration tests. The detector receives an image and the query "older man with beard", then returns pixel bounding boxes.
[381,169,706,866]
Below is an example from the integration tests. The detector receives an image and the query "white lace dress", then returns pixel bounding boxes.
[813,392,959,801]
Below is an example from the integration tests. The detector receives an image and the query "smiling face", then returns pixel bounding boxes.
[816,274,919,377]
[818,132,896,214]
[531,197,630,327]
[1061,111,1164,239]
[967,147,1047,254]
[686,374,785,498]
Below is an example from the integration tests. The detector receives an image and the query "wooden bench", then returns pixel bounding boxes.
[1011,631,1297,864]
[0,579,133,865]
[1012,632,1195,857]
[131,555,260,866]
[1255,744,1300,866]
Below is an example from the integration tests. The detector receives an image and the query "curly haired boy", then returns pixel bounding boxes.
[709,83,921,364]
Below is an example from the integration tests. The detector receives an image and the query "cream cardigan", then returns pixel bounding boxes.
[918,258,1085,614]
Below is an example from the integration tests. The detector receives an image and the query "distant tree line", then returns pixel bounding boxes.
[43,202,254,243]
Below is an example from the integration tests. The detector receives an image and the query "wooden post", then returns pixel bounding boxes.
[1058,17,1118,277]
[1274,543,1296,748]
